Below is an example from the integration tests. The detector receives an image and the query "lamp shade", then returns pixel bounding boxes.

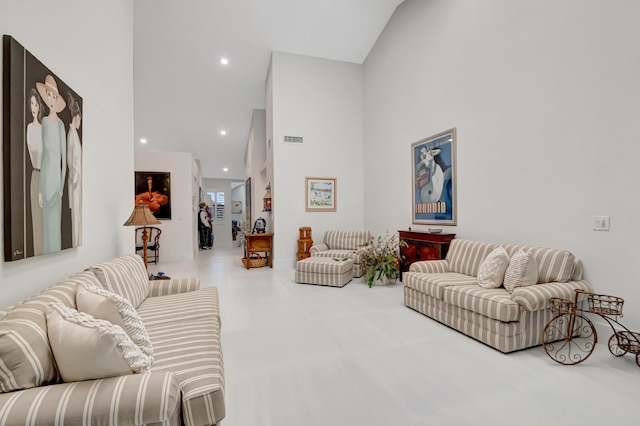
[123,203,161,227]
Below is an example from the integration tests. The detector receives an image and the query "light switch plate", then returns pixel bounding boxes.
[593,216,610,231]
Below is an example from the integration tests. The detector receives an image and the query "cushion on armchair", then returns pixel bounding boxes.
[323,230,371,251]
[309,243,329,254]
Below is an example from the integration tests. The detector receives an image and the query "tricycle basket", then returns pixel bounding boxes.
[549,297,575,315]
[615,331,640,354]
[587,293,624,316]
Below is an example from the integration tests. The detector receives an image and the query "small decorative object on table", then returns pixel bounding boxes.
[252,217,267,233]
[356,231,406,287]
[150,271,171,280]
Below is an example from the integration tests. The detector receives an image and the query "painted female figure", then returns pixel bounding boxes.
[66,93,82,247]
[36,75,66,253]
[26,88,44,255]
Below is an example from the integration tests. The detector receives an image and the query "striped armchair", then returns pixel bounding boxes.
[309,230,371,277]
[403,239,592,353]
[0,255,224,426]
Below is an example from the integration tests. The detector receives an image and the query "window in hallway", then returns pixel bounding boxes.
[208,192,225,220]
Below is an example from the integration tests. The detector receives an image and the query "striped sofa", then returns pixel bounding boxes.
[403,239,593,353]
[309,230,371,278]
[0,254,224,426]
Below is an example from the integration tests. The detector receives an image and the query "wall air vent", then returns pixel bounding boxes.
[284,136,303,143]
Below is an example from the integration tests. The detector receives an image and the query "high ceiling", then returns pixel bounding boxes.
[133,0,404,179]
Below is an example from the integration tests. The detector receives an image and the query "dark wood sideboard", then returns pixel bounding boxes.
[398,230,456,280]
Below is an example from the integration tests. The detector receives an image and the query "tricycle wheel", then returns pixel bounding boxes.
[608,333,628,357]
[542,313,597,365]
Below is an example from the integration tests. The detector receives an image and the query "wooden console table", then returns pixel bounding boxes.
[398,230,455,280]
[244,233,274,269]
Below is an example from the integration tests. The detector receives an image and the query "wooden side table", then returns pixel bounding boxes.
[244,233,274,269]
[398,230,455,280]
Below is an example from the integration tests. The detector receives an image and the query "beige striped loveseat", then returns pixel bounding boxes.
[309,230,371,277]
[403,239,593,353]
[0,254,224,425]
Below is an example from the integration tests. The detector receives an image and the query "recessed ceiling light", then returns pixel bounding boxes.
[223,167,229,172]
[220,58,228,65]
[140,138,147,144]
[220,130,227,135]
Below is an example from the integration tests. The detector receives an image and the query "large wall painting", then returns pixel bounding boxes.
[411,128,457,226]
[3,35,83,261]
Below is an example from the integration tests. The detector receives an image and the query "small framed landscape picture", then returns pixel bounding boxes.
[411,128,457,225]
[305,177,336,212]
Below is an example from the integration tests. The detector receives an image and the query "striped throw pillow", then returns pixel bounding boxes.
[504,250,538,293]
[46,303,153,383]
[91,255,150,308]
[76,284,153,357]
[0,319,58,392]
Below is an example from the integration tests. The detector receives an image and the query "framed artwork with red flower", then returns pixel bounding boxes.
[134,171,171,219]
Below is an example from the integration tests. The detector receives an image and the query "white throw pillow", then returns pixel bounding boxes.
[477,246,510,288]
[46,303,153,383]
[504,250,539,293]
[76,285,153,357]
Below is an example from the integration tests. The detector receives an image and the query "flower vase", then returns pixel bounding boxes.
[370,275,397,287]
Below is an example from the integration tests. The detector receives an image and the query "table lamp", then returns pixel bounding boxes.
[123,201,161,271]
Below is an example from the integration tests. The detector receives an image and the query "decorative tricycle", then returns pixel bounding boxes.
[542,289,640,366]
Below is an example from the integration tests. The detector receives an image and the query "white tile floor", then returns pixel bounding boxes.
[150,247,640,426]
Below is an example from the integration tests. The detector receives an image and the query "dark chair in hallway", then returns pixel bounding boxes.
[136,226,161,264]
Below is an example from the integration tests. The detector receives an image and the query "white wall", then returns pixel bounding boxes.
[363,0,640,328]
[243,109,268,234]
[271,52,365,265]
[134,151,195,261]
[0,0,134,307]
